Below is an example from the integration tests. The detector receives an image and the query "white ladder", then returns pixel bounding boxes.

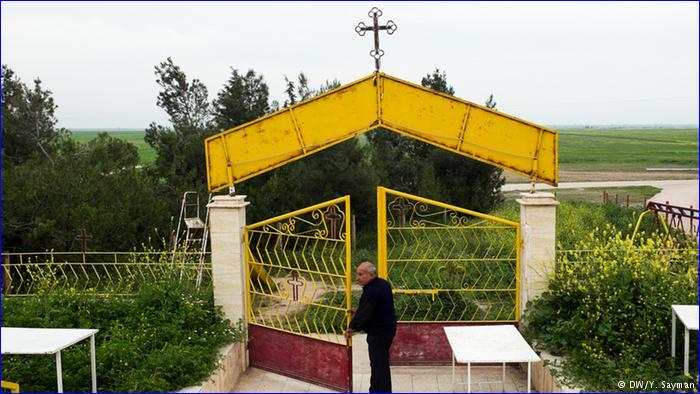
[171,192,212,287]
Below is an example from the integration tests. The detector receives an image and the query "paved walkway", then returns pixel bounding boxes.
[233,333,532,392]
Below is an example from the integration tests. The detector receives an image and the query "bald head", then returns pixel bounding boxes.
[356,261,377,286]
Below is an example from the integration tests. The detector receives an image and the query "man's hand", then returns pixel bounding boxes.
[344,329,353,340]
[348,308,357,315]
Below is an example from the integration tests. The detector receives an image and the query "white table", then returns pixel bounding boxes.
[671,305,699,375]
[1,327,99,393]
[444,325,540,393]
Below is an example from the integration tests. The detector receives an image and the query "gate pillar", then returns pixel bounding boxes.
[208,194,250,324]
[516,192,559,316]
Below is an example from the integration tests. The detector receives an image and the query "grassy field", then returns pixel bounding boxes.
[69,127,698,170]
[69,130,155,164]
[558,128,698,172]
[504,185,661,207]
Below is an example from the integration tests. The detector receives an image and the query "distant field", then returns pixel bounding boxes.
[69,127,699,171]
[69,130,155,164]
[558,128,698,172]
[504,185,661,207]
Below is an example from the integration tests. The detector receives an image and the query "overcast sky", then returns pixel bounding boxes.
[2,1,698,129]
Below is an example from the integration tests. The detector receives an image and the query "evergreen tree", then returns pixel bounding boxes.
[144,58,214,193]
[212,69,270,131]
[1,65,67,166]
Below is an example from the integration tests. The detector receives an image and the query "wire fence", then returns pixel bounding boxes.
[2,251,212,296]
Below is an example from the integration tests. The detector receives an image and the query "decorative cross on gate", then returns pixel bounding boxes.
[355,7,397,71]
[325,205,343,239]
[286,271,304,302]
[390,198,412,227]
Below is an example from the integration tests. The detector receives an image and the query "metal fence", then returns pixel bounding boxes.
[2,251,212,296]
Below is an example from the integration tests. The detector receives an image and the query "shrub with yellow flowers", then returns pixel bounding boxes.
[524,225,698,391]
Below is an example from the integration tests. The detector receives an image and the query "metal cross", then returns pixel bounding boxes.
[390,198,412,227]
[75,228,92,254]
[286,271,305,302]
[325,205,343,239]
[355,7,397,71]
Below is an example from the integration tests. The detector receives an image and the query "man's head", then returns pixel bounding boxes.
[356,261,377,286]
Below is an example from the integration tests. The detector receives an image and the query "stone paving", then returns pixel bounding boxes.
[233,334,533,392]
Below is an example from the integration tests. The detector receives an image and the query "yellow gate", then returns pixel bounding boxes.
[244,196,353,391]
[377,187,520,364]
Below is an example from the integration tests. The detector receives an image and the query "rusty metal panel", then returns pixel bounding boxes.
[380,74,558,185]
[205,75,377,191]
[249,325,352,391]
[390,322,517,365]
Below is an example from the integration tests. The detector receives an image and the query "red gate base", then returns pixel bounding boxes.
[248,324,352,392]
[390,322,518,365]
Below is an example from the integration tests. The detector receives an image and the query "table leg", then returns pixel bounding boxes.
[527,362,531,393]
[502,362,505,392]
[684,327,689,375]
[468,362,471,393]
[56,351,63,393]
[452,352,455,393]
[672,310,676,360]
[91,334,97,393]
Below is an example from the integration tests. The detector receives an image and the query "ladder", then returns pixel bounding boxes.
[171,192,212,287]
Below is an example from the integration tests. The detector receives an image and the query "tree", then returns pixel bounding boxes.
[212,69,270,131]
[1,65,67,166]
[3,134,170,251]
[144,58,214,193]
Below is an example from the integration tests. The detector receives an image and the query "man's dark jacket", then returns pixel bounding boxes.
[349,277,397,334]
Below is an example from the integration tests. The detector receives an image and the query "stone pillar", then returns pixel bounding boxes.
[516,192,559,316]
[208,195,249,325]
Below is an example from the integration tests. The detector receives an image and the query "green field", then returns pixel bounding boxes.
[69,130,155,164]
[69,127,699,170]
[504,186,661,207]
[558,128,698,171]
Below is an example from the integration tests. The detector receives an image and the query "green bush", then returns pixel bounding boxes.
[523,226,698,391]
[2,273,243,392]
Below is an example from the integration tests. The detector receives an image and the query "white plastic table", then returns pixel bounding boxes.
[444,325,540,393]
[1,327,99,393]
[671,305,699,375]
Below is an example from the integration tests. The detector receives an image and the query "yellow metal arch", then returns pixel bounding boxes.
[205,72,558,192]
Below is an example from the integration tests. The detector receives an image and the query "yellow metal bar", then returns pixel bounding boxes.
[2,381,20,393]
[631,210,670,242]
[377,187,388,278]
[288,107,307,154]
[246,195,350,230]
[205,72,558,192]
[245,228,253,324]
[383,187,519,228]
[379,74,558,185]
[456,105,472,152]
[515,225,521,321]
[344,195,352,347]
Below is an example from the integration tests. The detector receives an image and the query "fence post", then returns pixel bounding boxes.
[207,195,250,325]
[516,192,559,318]
[2,252,9,294]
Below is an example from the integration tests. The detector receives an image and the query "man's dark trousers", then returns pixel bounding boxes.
[367,325,396,393]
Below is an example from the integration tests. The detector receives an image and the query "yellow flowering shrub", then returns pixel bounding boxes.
[524,225,698,391]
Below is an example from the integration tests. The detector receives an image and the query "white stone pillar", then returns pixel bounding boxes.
[207,195,249,325]
[516,192,559,316]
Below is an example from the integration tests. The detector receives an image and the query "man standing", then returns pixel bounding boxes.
[345,261,397,393]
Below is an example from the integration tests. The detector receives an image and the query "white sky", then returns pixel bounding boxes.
[2,1,698,128]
